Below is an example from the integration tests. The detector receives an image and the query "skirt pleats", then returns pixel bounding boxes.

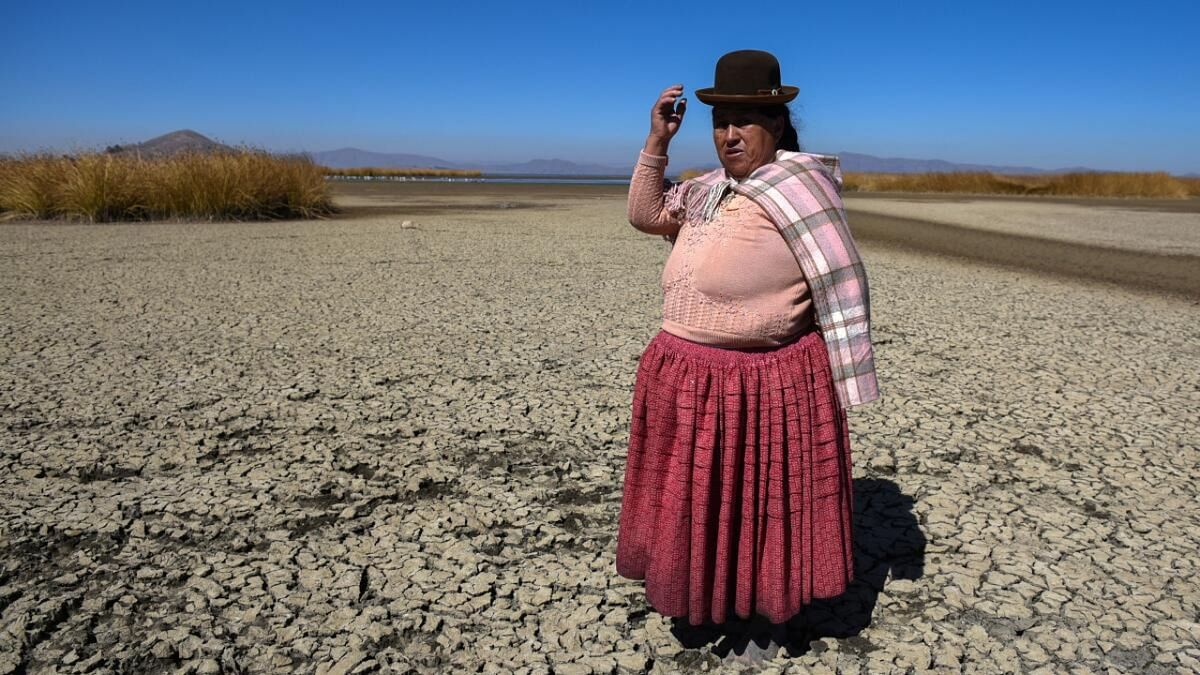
[615,329,854,625]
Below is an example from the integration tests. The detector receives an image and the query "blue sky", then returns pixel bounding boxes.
[2,0,1198,172]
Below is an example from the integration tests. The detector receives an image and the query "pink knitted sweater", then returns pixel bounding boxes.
[628,151,813,348]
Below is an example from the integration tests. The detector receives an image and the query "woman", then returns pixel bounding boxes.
[615,50,880,641]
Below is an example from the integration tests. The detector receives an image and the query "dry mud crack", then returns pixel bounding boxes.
[2,193,1198,673]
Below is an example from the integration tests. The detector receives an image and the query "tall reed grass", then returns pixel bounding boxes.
[1174,176,1200,197]
[842,171,1191,199]
[0,151,334,222]
[674,167,1196,199]
[323,166,481,178]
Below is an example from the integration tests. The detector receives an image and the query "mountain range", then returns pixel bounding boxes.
[309,146,1108,176]
[835,152,1096,176]
[309,147,626,176]
[103,130,1188,177]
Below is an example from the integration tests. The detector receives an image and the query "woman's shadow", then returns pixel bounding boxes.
[669,478,926,659]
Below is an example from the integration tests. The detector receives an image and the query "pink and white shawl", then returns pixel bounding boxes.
[667,151,880,409]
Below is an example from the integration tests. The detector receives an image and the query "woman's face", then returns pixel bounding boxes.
[712,106,782,180]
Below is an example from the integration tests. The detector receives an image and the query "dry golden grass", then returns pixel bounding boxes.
[1176,177,1200,197]
[0,151,333,222]
[844,172,1025,195]
[674,166,1196,199]
[323,167,482,178]
[842,171,1191,199]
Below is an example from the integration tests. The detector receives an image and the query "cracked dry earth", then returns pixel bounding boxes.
[2,192,1199,674]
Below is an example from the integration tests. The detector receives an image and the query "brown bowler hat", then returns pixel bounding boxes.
[694,49,799,105]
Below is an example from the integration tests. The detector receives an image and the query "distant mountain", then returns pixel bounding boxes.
[670,152,1103,176]
[837,152,1052,175]
[107,129,231,156]
[310,148,627,175]
[310,148,462,170]
[72,134,1198,175]
[314,145,1106,176]
[480,158,627,176]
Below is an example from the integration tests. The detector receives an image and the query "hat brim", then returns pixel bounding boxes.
[694,85,798,105]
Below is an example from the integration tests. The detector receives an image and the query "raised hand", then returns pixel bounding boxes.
[645,84,686,156]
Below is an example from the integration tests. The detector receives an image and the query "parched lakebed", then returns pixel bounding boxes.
[2,185,1198,673]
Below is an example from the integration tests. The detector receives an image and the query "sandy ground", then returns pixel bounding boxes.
[2,185,1199,674]
[844,195,1200,256]
[841,196,1200,299]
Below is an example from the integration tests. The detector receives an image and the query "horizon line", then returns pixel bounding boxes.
[1,134,1196,176]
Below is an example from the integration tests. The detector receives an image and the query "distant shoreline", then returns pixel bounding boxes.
[325,180,1200,299]
[325,174,632,185]
[323,170,1200,199]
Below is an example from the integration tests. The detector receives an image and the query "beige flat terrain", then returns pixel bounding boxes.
[844,195,1200,256]
[334,182,1200,297]
[2,185,1198,673]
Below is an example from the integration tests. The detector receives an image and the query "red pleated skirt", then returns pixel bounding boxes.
[615,329,855,626]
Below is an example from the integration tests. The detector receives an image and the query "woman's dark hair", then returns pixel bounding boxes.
[763,104,801,152]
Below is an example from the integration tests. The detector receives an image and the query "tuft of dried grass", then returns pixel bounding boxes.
[0,151,334,222]
[0,155,61,218]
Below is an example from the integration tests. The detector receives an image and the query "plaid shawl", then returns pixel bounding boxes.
[669,151,879,409]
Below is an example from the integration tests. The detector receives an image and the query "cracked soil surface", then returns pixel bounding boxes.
[1,185,1198,673]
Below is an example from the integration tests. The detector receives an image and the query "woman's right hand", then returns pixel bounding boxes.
[645,84,686,156]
